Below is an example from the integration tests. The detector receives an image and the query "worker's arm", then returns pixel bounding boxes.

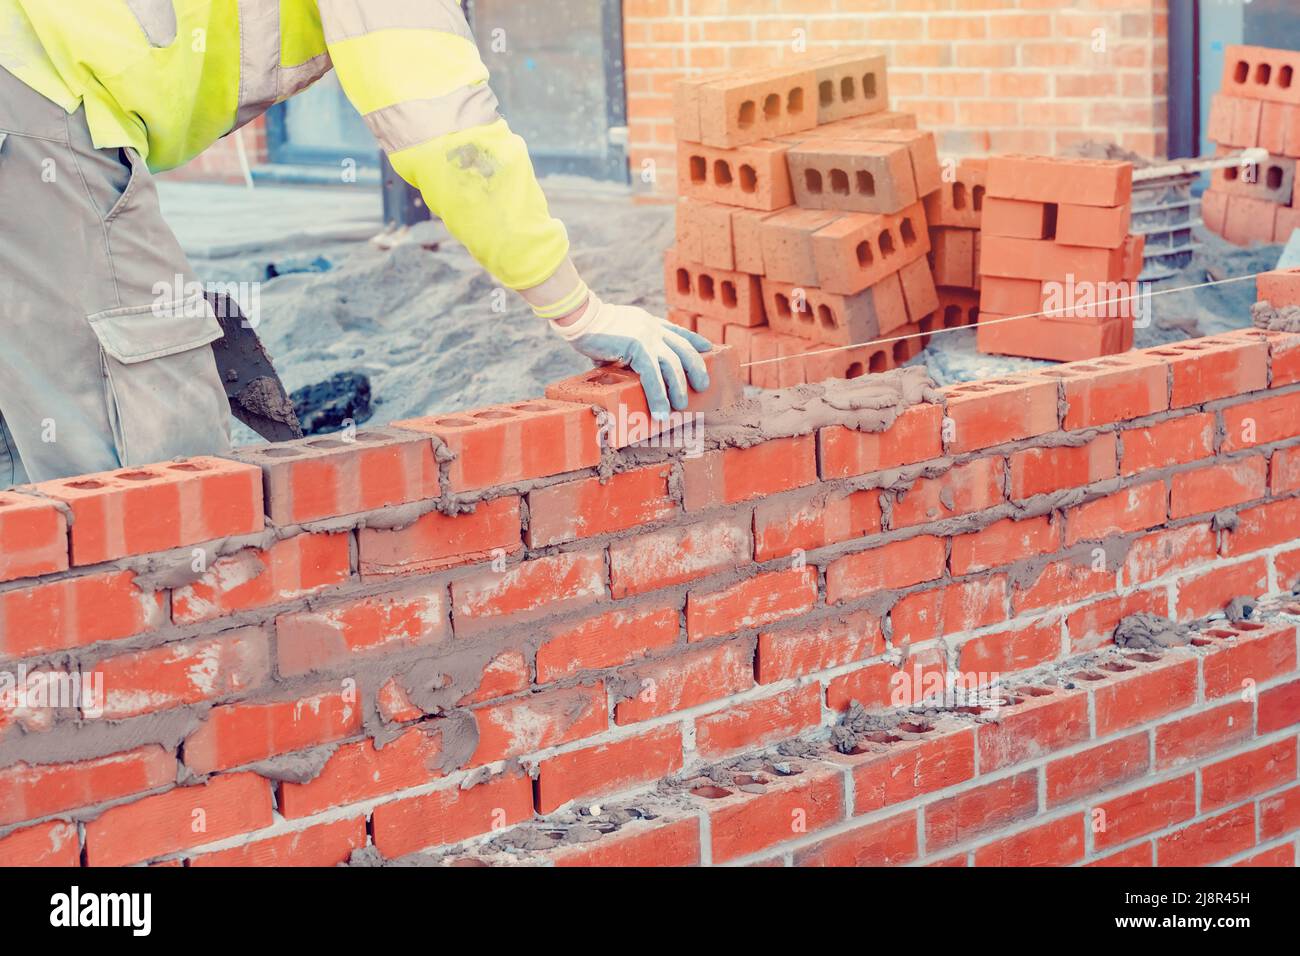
[317,0,709,418]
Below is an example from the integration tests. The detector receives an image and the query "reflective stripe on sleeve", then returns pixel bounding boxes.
[317,0,475,45]
[362,83,501,153]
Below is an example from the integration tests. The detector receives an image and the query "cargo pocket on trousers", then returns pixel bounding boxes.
[87,294,227,465]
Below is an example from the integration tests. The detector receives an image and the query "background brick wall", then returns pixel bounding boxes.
[159,116,269,185]
[624,0,1170,195]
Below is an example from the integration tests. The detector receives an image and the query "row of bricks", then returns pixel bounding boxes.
[1203,188,1300,248]
[0,347,747,581]
[466,621,1300,866]
[675,195,932,295]
[6,616,1295,866]
[673,52,890,149]
[1210,92,1300,157]
[4,328,1298,660]
[1210,150,1298,208]
[677,110,918,211]
[10,389,1299,742]
[7,388,1300,759]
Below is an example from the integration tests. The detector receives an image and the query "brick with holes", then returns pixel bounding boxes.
[762,273,907,345]
[664,248,766,325]
[811,202,930,295]
[788,138,917,214]
[675,139,794,211]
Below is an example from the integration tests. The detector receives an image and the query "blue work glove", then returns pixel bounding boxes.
[551,292,712,420]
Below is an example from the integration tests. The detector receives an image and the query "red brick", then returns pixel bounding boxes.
[1260,677,1300,734]
[1175,557,1268,621]
[683,436,816,510]
[666,251,767,324]
[1224,194,1280,245]
[758,206,842,285]
[826,534,946,604]
[794,811,918,867]
[1092,775,1196,850]
[0,491,68,583]
[973,814,1086,866]
[1169,457,1267,518]
[552,816,702,867]
[1271,445,1300,493]
[762,273,907,344]
[1235,844,1294,867]
[676,138,796,211]
[1010,434,1117,499]
[1257,266,1300,307]
[1056,202,1132,249]
[924,157,986,229]
[849,729,976,813]
[686,67,817,149]
[1223,392,1300,452]
[526,465,676,547]
[809,52,889,124]
[1087,842,1155,866]
[0,744,176,827]
[925,771,1038,850]
[957,616,1062,675]
[892,458,1005,527]
[1203,739,1298,811]
[1157,804,1256,867]
[1203,621,1298,700]
[977,687,1090,772]
[536,601,681,684]
[84,772,273,867]
[977,312,1133,362]
[1093,654,1197,736]
[94,626,270,719]
[982,196,1056,239]
[950,515,1060,576]
[457,648,532,706]
[788,137,917,213]
[371,770,534,858]
[394,399,599,493]
[755,609,885,683]
[0,820,79,867]
[275,583,448,677]
[753,487,882,561]
[536,725,683,813]
[609,513,751,598]
[182,688,362,775]
[1143,338,1269,408]
[231,428,438,525]
[1260,784,1300,840]
[701,764,844,864]
[687,567,817,641]
[695,684,822,758]
[675,197,736,269]
[818,403,944,478]
[1123,523,1216,585]
[826,645,947,712]
[811,205,930,295]
[452,549,606,634]
[545,345,743,447]
[930,226,975,286]
[1155,700,1253,769]
[943,376,1058,453]
[189,816,367,867]
[987,154,1132,207]
[891,576,1007,645]
[1012,558,1115,615]
[278,726,448,819]
[32,456,262,566]
[357,497,522,576]
[471,683,607,766]
[172,532,351,625]
[981,236,1124,282]
[1064,481,1166,545]
[1046,733,1150,806]
[1065,589,1169,653]
[614,641,754,724]
[0,569,165,658]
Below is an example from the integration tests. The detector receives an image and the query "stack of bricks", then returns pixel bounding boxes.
[666,53,953,388]
[1205,45,1300,246]
[977,155,1145,362]
[925,158,987,333]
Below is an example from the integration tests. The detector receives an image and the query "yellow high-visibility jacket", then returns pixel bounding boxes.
[0,0,577,304]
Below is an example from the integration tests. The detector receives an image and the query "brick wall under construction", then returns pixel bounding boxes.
[2,324,1300,866]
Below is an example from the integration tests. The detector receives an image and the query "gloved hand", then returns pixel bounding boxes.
[550,292,713,421]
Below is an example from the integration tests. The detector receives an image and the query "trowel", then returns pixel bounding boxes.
[205,291,304,442]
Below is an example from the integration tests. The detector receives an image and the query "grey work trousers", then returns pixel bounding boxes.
[0,67,231,487]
